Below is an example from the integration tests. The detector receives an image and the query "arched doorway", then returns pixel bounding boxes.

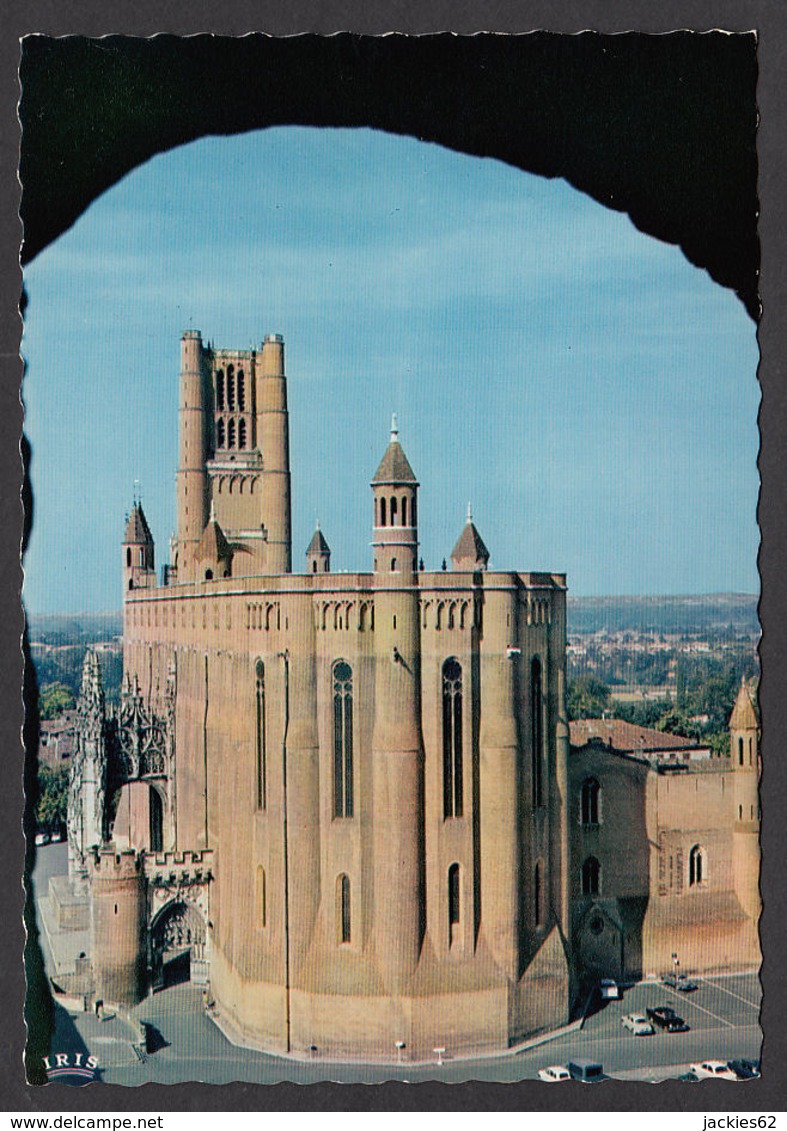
[150,900,208,991]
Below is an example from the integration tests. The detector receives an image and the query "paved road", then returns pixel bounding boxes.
[81,971,759,1086]
[32,845,761,1086]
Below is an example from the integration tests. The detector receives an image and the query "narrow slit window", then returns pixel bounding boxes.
[333,661,354,818]
[442,658,463,818]
[255,659,266,809]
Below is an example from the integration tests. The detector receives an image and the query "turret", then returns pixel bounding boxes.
[257,334,292,573]
[89,848,147,1005]
[450,504,490,571]
[370,417,425,992]
[176,329,210,579]
[123,502,155,593]
[371,414,419,579]
[730,677,760,921]
[194,501,233,581]
[305,523,331,574]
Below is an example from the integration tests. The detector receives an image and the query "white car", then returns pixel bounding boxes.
[538,1065,570,1083]
[690,1061,738,1081]
[34,832,50,847]
[599,978,620,1000]
[621,1012,654,1036]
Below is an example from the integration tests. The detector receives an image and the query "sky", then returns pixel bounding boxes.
[21,126,760,614]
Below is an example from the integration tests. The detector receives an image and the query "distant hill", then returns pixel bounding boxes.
[567,593,759,636]
[26,610,123,646]
[25,596,760,644]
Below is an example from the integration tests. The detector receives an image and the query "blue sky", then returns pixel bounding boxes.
[22,127,760,614]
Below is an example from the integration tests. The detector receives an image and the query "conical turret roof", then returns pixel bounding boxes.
[124,503,153,545]
[730,677,759,730]
[306,526,331,555]
[195,508,232,564]
[451,505,490,568]
[372,415,417,485]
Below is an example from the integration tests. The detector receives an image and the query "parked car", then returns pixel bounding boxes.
[728,1059,760,1080]
[567,1058,605,1083]
[621,1013,654,1036]
[34,832,50,847]
[662,973,698,992]
[690,1060,739,1081]
[50,827,65,843]
[676,1071,699,1082]
[537,1065,570,1083]
[599,978,620,1000]
[646,1005,690,1032]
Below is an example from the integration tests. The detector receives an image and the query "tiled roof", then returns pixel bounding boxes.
[124,504,153,544]
[307,527,330,554]
[451,521,490,566]
[195,517,232,563]
[372,440,417,485]
[570,718,696,752]
[729,678,759,730]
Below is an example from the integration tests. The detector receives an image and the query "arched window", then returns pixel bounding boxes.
[205,569,213,580]
[401,496,407,526]
[139,548,145,567]
[531,657,544,808]
[738,737,744,766]
[256,866,266,927]
[338,874,351,943]
[255,659,266,810]
[411,496,417,526]
[448,863,460,944]
[390,496,398,524]
[149,787,163,853]
[216,418,226,448]
[227,364,235,410]
[237,368,245,410]
[333,661,354,818]
[227,419,236,449]
[534,860,544,927]
[216,369,225,410]
[581,856,600,896]
[312,560,317,573]
[689,844,705,886]
[739,804,743,821]
[749,737,753,765]
[581,778,600,825]
[391,557,397,572]
[380,497,387,527]
[442,658,463,818]
[238,418,247,450]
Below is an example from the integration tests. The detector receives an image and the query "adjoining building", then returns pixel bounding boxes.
[66,330,574,1060]
[569,687,760,988]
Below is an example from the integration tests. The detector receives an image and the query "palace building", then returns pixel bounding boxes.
[63,330,760,1061]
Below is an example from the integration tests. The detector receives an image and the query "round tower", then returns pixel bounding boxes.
[176,329,210,579]
[729,678,760,921]
[370,417,425,992]
[89,848,148,1006]
[257,334,292,574]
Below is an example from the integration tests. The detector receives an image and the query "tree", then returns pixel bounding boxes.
[567,675,611,720]
[38,681,76,720]
[36,765,69,831]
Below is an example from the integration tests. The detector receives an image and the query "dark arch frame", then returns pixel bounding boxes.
[19,35,757,319]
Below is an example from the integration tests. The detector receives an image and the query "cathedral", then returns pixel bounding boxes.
[67,330,572,1059]
[63,329,760,1062]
